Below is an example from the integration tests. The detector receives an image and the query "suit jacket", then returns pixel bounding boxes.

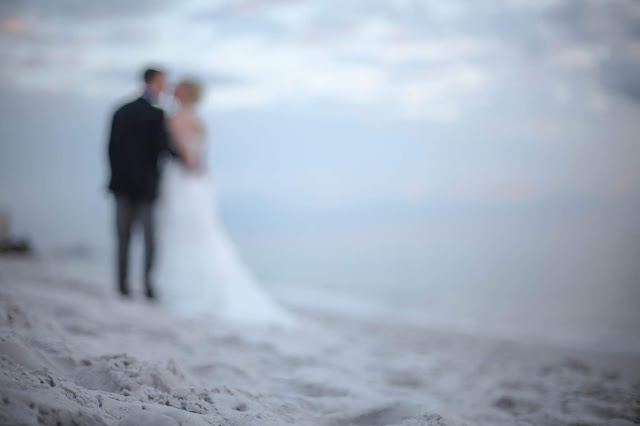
[107,97,175,201]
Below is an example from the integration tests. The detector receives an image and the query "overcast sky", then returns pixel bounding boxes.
[1,0,639,300]
[2,0,639,205]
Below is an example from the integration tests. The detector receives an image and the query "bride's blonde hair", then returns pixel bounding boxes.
[177,79,202,104]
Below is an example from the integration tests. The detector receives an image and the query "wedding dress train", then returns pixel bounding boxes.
[155,136,293,328]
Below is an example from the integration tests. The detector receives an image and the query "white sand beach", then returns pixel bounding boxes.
[0,256,639,426]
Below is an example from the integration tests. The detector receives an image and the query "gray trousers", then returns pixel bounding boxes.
[115,195,155,298]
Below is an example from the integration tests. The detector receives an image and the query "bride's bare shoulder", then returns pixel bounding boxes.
[172,110,201,127]
[185,113,204,136]
[169,112,204,145]
[169,111,198,133]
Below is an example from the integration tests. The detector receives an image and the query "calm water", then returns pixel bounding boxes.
[8,193,638,351]
[1,94,639,351]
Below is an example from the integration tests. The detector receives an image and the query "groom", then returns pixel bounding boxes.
[107,67,177,299]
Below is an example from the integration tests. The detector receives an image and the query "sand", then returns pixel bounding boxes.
[0,256,639,425]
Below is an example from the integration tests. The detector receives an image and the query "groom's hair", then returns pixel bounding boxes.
[143,68,163,84]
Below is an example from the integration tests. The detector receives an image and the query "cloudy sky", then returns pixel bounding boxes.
[1,1,639,314]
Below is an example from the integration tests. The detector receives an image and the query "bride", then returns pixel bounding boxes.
[154,80,293,328]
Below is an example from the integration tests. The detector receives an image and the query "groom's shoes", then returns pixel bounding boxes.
[118,283,131,298]
[145,283,156,301]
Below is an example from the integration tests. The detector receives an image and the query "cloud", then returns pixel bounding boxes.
[0,0,176,21]
[0,0,490,118]
[394,64,488,121]
[546,0,640,43]
[1,0,640,118]
[0,17,25,35]
[542,0,640,104]
[599,52,640,104]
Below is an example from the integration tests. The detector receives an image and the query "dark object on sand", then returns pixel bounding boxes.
[0,211,32,255]
[0,237,32,255]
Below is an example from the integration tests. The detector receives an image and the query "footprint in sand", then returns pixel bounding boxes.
[329,404,448,426]
[292,381,349,398]
[492,395,541,416]
[385,369,424,389]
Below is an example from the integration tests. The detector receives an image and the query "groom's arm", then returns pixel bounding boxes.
[108,110,121,168]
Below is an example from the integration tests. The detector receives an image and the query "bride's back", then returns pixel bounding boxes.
[169,109,204,172]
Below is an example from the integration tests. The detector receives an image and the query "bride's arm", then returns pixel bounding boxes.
[187,118,205,173]
[167,115,195,170]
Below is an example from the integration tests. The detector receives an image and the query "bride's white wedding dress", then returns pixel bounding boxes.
[155,132,293,328]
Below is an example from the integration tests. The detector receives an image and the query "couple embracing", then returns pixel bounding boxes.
[107,67,292,327]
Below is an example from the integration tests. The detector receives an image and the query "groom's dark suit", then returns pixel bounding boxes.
[107,96,175,298]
